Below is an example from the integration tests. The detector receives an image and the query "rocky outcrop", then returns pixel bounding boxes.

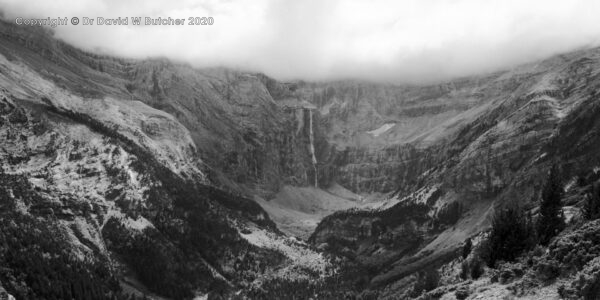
[0,85,280,297]
[0,29,325,297]
[325,144,438,194]
[0,22,325,197]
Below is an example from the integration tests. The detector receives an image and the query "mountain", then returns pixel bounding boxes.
[0,22,332,299]
[1,20,600,299]
[307,46,600,298]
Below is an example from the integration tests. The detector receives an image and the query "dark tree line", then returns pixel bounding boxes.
[244,262,379,300]
[584,183,600,220]
[484,164,565,267]
[537,164,565,245]
[0,172,154,300]
[484,203,536,267]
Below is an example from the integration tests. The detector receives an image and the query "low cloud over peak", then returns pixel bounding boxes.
[1,0,600,83]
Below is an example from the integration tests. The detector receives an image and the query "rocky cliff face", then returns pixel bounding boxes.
[2,19,600,299]
[0,23,326,198]
[0,22,331,299]
[0,22,515,198]
[0,80,292,299]
[309,46,600,294]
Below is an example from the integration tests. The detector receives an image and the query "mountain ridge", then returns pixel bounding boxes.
[2,19,600,299]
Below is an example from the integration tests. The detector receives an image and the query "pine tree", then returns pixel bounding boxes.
[537,164,565,245]
[584,183,600,220]
[486,203,535,267]
[462,238,472,259]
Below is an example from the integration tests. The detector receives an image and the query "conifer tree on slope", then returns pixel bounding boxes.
[537,164,565,245]
[583,183,600,220]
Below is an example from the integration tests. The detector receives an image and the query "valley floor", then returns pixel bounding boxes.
[255,184,394,239]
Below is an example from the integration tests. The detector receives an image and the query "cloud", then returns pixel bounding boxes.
[1,0,599,83]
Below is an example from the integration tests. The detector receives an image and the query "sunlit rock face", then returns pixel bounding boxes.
[0,22,329,298]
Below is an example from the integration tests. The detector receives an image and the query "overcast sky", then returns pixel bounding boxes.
[1,0,600,83]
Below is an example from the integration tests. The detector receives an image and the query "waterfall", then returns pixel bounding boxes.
[308,109,318,187]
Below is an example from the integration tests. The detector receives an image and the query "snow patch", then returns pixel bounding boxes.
[367,123,395,137]
[103,206,154,232]
[363,195,400,211]
[564,177,578,192]
[360,185,440,212]
[532,152,547,164]
[319,101,336,115]
[397,185,440,205]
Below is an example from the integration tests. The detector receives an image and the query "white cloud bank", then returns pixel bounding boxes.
[1,0,600,83]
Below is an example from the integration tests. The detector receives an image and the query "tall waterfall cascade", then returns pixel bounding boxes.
[308,109,318,187]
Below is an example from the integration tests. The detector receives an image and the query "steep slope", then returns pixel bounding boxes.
[0,82,284,299]
[309,46,600,296]
[3,19,600,299]
[0,21,515,197]
[409,170,600,300]
[0,22,323,197]
[0,23,330,299]
[0,21,498,238]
